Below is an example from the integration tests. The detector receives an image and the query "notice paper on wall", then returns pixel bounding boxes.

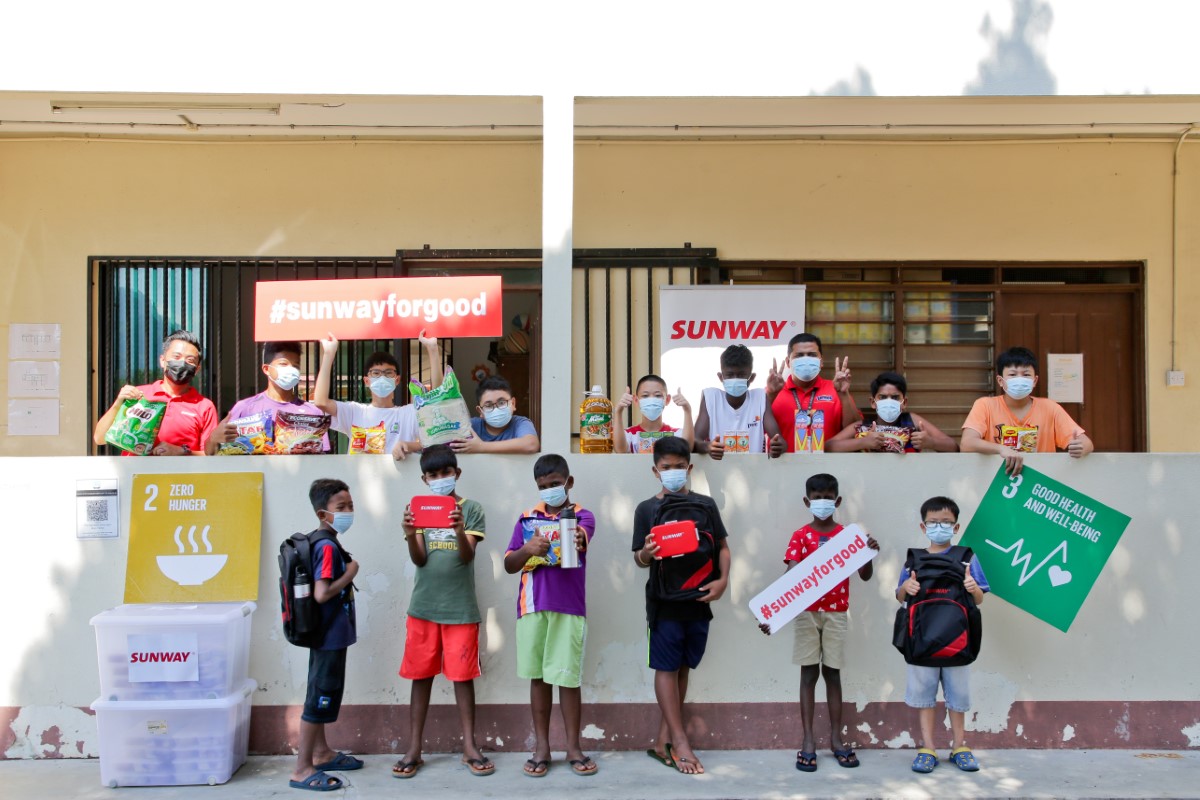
[8,323,61,359]
[1047,353,1084,404]
[8,360,60,398]
[77,479,120,539]
[8,398,59,436]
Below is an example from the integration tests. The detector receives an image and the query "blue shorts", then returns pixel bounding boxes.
[647,619,710,671]
[905,664,970,713]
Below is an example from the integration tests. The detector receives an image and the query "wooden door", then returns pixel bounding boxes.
[997,289,1143,452]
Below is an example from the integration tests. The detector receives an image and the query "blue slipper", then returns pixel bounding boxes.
[289,771,343,791]
[315,752,364,771]
[911,748,938,773]
[833,748,860,768]
[795,751,817,772]
[950,746,980,771]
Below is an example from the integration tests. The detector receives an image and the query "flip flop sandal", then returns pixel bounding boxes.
[523,758,550,778]
[795,751,818,772]
[833,748,860,768]
[462,756,495,777]
[569,756,598,776]
[950,746,980,772]
[288,770,343,791]
[315,752,364,771]
[912,748,939,773]
[646,745,675,768]
[391,759,423,779]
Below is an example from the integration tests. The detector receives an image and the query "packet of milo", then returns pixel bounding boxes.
[104,398,168,455]
[411,367,475,447]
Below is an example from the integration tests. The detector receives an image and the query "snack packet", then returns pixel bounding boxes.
[855,424,912,453]
[217,413,274,455]
[273,411,330,454]
[1000,424,1038,453]
[519,517,562,571]
[349,423,387,455]
[104,398,167,455]
[411,367,475,446]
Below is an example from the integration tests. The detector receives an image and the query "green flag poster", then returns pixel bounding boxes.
[960,464,1131,632]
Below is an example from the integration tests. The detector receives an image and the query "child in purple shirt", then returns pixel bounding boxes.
[503,454,597,778]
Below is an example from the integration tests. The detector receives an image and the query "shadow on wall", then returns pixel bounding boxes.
[813,67,877,97]
[965,0,1057,95]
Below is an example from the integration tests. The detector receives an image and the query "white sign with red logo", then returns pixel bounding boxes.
[749,524,876,634]
[254,276,503,341]
[127,632,200,683]
[656,285,805,436]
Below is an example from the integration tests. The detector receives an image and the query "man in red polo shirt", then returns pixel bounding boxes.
[92,330,218,455]
[767,333,862,453]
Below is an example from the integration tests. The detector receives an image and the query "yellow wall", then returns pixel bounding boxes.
[3,136,1199,453]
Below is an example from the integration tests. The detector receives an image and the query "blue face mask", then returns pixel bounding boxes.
[659,468,688,492]
[484,406,513,428]
[1003,376,1035,400]
[723,378,749,398]
[325,511,353,535]
[539,485,568,508]
[925,522,955,544]
[791,356,821,383]
[875,398,903,424]
[639,397,665,421]
[273,365,301,391]
[808,498,836,520]
[369,375,397,398]
[427,476,456,496]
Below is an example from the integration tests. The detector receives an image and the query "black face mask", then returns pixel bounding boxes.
[165,359,197,385]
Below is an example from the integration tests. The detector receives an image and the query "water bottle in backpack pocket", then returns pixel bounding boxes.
[649,494,721,603]
[892,545,982,667]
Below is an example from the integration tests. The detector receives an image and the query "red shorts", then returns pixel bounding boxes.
[399,616,481,682]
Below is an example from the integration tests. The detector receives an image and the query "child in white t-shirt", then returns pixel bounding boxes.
[694,345,785,459]
[612,374,694,454]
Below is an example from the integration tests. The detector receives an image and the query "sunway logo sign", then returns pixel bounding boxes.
[127,632,200,683]
[130,651,193,663]
[670,320,792,341]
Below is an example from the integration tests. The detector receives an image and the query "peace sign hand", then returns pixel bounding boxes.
[766,358,786,397]
[833,356,852,395]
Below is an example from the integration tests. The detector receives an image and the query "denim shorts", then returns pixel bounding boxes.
[905,664,970,712]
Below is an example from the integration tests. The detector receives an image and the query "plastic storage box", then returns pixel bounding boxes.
[91,602,255,701]
[91,679,255,787]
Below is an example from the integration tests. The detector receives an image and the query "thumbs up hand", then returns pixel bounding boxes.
[910,419,927,452]
[903,571,920,597]
[617,385,634,411]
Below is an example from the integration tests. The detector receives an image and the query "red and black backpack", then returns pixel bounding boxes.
[892,545,983,667]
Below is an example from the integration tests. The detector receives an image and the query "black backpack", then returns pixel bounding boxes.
[278,530,346,648]
[649,493,721,604]
[892,545,982,667]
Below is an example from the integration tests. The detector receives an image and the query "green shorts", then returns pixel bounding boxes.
[516,611,586,688]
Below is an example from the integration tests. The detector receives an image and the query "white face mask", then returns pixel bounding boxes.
[369,375,397,397]
[875,398,903,424]
[792,356,821,382]
[427,476,456,496]
[808,498,836,520]
[639,397,665,421]
[723,378,749,398]
[1003,376,1035,400]
[273,365,301,391]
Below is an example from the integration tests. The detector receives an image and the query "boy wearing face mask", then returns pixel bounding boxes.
[694,344,786,459]
[93,329,218,456]
[289,478,362,791]
[827,372,958,453]
[206,340,331,454]
[396,445,492,778]
[451,374,540,454]
[961,347,1093,476]
[632,436,731,775]
[502,454,598,777]
[312,332,442,460]
[766,332,862,453]
[773,473,879,773]
[612,374,695,454]
[896,496,988,774]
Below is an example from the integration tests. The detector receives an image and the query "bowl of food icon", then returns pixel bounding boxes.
[156,554,228,586]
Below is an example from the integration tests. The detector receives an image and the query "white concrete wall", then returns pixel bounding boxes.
[2,452,1193,757]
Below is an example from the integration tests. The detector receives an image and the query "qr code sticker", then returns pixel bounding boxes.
[86,500,108,522]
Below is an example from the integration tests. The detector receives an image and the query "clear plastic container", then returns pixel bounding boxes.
[90,602,255,701]
[91,679,255,787]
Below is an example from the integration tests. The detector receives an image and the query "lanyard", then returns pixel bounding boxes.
[790,383,819,417]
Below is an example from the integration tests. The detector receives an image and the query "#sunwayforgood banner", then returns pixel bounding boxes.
[254,276,504,341]
[656,285,805,440]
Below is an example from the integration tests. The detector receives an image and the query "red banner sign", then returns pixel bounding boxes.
[253,276,503,341]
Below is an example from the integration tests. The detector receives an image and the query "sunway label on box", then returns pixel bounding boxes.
[127,632,199,683]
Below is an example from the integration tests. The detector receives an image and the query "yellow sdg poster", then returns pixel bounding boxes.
[125,473,264,603]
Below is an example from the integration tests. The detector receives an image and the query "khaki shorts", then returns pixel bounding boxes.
[792,610,848,669]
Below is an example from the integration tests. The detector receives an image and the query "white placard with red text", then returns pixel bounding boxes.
[127,632,200,683]
[749,524,876,634]
[656,285,805,438]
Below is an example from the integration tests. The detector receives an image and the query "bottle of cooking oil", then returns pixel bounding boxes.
[579,385,613,454]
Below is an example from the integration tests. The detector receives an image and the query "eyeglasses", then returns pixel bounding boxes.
[367,370,399,379]
[480,399,510,412]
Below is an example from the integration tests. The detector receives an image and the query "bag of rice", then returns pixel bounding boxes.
[273,411,330,454]
[410,367,475,447]
[349,423,387,455]
[104,398,168,455]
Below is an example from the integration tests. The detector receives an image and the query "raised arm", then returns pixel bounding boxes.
[312,333,339,416]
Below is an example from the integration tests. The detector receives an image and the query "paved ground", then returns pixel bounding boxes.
[4,749,1198,799]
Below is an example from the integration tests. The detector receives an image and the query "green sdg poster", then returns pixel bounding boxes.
[960,464,1131,632]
